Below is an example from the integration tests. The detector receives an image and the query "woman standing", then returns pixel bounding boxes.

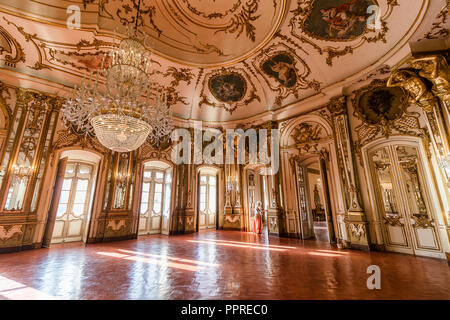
[254,201,263,234]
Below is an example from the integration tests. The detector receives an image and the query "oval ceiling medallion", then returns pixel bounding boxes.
[302,0,377,42]
[106,0,287,67]
[209,71,247,104]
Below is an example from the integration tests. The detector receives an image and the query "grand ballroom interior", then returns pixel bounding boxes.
[0,0,449,301]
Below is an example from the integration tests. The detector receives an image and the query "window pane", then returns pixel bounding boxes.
[155,183,162,193]
[200,175,207,183]
[62,179,72,191]
[140,203,148,214]
[200,185,206,211]
[77,180,88,191]
[78,165,91,175]
[143,171,151,178]
[142,182,150,192]
[209,176,216,185]
[141,191,149,203]
[163,184,171,216]
[74,190,87,204]
[155,172,164,179]
[165,173,172,183]
[72,203,84,216]
[154,192,162,203]
[56,203,67,217]
[65,164,75,175]
[60,190,70,204]
[209,186,216,212]
[153,193,162,213]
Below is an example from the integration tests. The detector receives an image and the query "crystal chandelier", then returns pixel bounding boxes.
[62,0,173,152]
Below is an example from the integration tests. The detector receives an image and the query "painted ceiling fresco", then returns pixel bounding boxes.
[0,0,447,122]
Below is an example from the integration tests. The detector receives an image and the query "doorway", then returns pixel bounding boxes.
[197,167,219,231]
[138,161,172,235]
[293,157,334,242]
[50,150,100,244]
[245,168,268,234]
[366,142,444,258]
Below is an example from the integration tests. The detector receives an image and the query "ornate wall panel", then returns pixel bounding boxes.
[0,87,62,250]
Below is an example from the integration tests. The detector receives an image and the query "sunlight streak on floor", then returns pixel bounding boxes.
[187,240,287,251]
[203,238,296,249]
[117,249,220,267]
[0,275,58,300]
[96,251,203,271]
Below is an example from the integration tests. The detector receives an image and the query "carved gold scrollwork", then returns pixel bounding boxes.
[420,0,450,42]
[388,59,450,163]
[411,215,434,229]
[0,25,25,68]
[353,79,425,151]
[349,223,366,241]
[383,215,404,227]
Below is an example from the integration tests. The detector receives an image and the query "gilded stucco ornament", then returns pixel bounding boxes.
[0,24,26,68]
[199,67,260,114]
[288,121,331,153]
[288,0,398,66]
[419,0,449,41]
[387,69,436,111]
[51,128,111,163]
[383,215,403,227]
[410,55,450,103]
[412,215,434,229]
[3,17,51,71]
[251,43,320,105]
[101,0,285,67]
[352,79,425,157]
[0,225,23,242]
[349,223,366,241]
[387,67,449,160]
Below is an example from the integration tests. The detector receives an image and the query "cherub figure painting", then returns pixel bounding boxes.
[305,0,373,40]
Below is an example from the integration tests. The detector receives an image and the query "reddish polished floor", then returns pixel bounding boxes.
[0,230,449,300]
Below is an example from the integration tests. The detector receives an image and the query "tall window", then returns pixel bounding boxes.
[139,165,172,235]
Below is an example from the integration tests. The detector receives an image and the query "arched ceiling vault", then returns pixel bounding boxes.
[0,0,448,126]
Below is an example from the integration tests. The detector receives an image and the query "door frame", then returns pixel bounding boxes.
[45,149,101,245]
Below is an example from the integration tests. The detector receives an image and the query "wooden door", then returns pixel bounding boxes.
[139,167,172,235]
[294,163,314,239]
[198,173,217,230]
[52,162,94,243]
[369,144,443,257]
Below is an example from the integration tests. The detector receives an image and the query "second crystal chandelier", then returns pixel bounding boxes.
[62,0,173,152]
